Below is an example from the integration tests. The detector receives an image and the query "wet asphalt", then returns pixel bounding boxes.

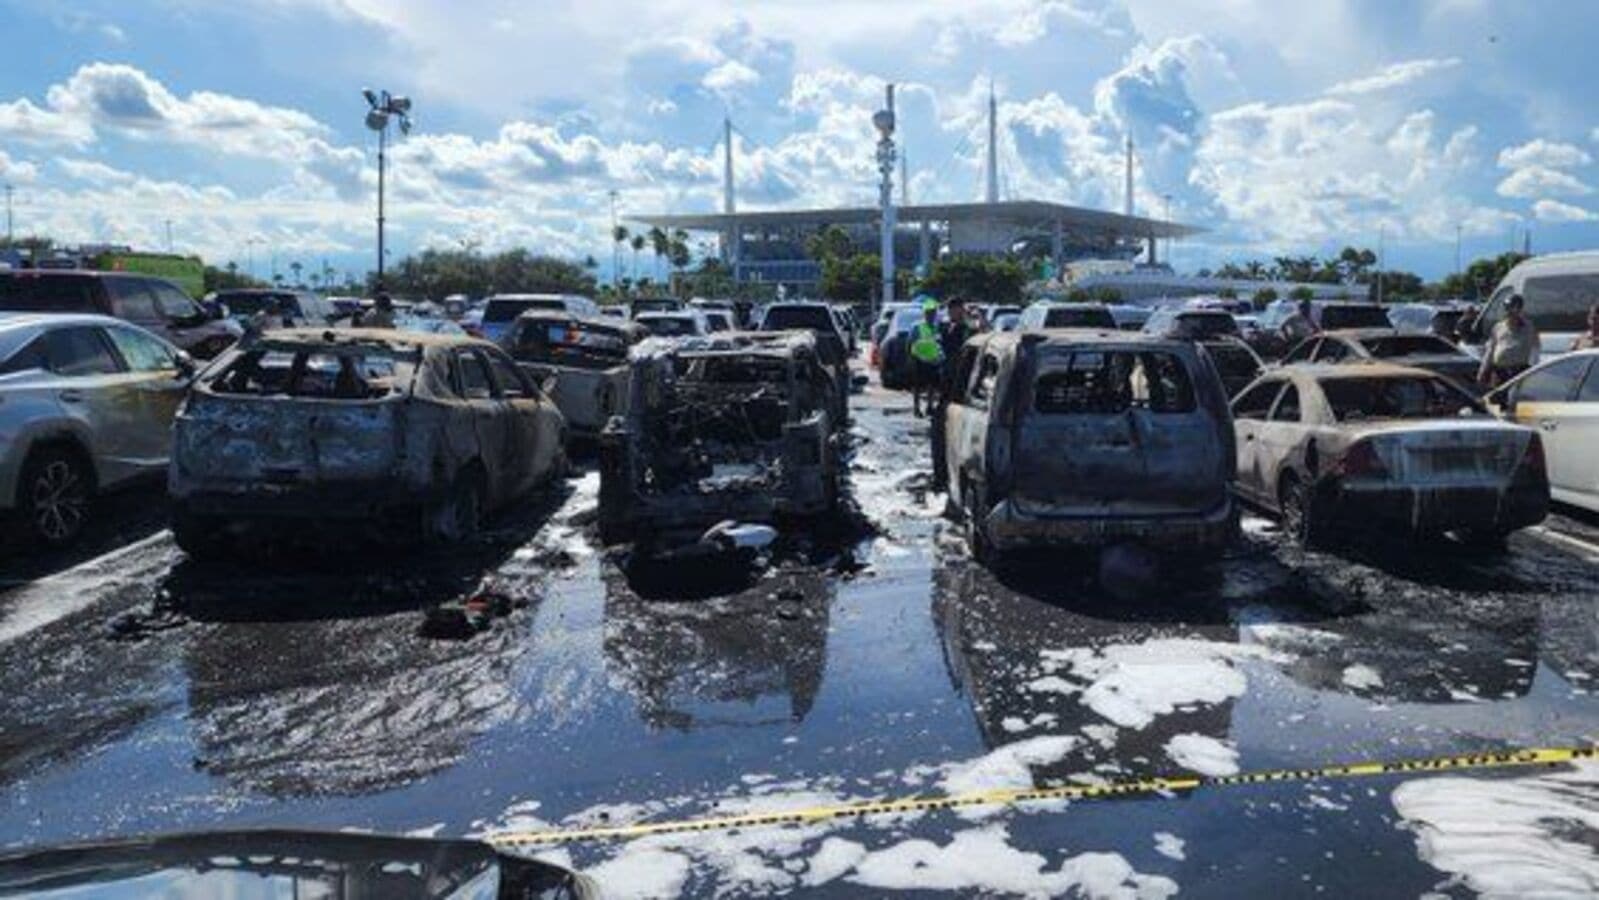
[0,373,1595,897]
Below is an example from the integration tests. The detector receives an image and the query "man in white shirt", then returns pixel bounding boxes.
[1477,295,1541,387]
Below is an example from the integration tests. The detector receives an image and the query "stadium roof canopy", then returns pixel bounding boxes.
[631,199,1202,239]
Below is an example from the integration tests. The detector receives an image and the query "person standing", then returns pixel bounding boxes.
[1570,303,1598,351]
[1279,298,1318,345]
[1477,294,1540,388]
[931,298,974,492]
[242,297,282,340]
[362,292,398,329]
[909,300,943,418]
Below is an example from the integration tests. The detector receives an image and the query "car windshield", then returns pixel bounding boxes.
[762,306,834,331]
[1321,375,1482,420]
[1043,306,1116,329]
[1359,335,1461,358]
[512,320,630,369]
[1319,305,1391,329]
[1171,313,1239,339]
[206,344,410,398]
[1205,342,1261,378]
[1033,350,1196,414]
[484,298,565,322]
[639,315,697,336]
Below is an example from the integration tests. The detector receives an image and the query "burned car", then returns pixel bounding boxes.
[598,332,843,550]
[944,331,1238,563]
[1231,363,1547,547]
[1278,329,1482,393]
[169,328,567,555]
[502,310,644,440]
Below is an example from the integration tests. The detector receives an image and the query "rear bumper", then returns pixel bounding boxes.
[172,480,436,522]
[984,495,1237,551]
[1322,480,1548,533]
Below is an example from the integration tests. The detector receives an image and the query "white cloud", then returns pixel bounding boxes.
[1496,166,1592,199]
[1325,57,1460,96]
[0,150,40,183]
[1497,139,1593,170]
[702,60,760,97]
[0,97,95,147]
[1531,198,1597,223]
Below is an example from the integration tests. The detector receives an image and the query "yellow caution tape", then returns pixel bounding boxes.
[485,745,1596,848]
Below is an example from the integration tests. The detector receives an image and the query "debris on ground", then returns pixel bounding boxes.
[418,584,525,640]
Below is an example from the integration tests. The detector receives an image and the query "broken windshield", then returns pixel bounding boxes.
[1321,376,1482,421]
[208,346,409,398]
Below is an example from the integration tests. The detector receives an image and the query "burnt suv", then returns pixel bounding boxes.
[598,332,843,552]
[0,270,242,358]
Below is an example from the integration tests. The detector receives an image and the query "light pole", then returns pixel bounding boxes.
[873,84,898,320]
[362,88,413,290]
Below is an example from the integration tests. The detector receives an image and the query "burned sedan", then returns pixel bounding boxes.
[1231,363,1547,547]
[503,310,643,440]
[169,328,567,556]
[1278,329,1481,393]
[944,331,1238,563]
[598,332,843,551]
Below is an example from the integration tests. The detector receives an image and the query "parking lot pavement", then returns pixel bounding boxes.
[1,380,1595,898]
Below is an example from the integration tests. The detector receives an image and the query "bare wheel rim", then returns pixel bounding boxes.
[1281,481,1306,539]
[32,459,87,541]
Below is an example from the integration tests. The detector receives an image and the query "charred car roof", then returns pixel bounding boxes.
[243,326,494,352]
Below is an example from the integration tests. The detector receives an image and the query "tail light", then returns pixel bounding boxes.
[1331,441,1387,479]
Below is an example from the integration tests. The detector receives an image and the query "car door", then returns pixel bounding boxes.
[1565,360,1599,509]
[1230,379,1285,502]
[1507,355,1592,503]
[41,325,143,485]
[101,324,191,466]
[944,345,991,500]
[485,346,552,492]
[1255,381,1304,510]
[455,348,516,503]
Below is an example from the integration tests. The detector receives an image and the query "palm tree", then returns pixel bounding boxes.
[646,226,669,281]
[289,261,303,288]
[612,225,629,286]
[629,234,646,283]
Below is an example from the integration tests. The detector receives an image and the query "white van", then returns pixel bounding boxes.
[1465,251,1598,357]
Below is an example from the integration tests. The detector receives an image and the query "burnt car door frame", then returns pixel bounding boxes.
[1232,377,1289,503]
[483,345,556,494]
[450,346,518,504]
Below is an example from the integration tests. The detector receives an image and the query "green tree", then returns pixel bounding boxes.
[819,253,885,303]
[1287,286,1315,302]
[805,224,854,263]
[629,234,646,283]
[646,226,669,281]
[1252,287,1278,310]
[203,263,261,292]
[918,255,1027,304]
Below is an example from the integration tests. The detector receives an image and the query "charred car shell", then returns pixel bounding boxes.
[598,331,843,550]
[1231,363,1548,546]
[502,310,644,440]
[168,328,567,555]
[944,330,1239,562]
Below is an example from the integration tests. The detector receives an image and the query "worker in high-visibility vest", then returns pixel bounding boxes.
[910,299,944,418]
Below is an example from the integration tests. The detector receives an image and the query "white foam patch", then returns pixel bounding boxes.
[939,735,1080,813]
[1153,832,1187,861]
[584,848,692,899]
[803,837,868,887]
[850,825,1178,898]
[1392,759,1599,898]
[1164,734,1240,777]
[1341,664,1384,690]
[1030,638,1285,729]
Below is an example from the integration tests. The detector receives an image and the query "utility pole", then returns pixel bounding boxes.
[362,88,413,291]
[873,84,898,319]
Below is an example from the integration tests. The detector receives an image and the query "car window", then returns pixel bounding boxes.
[1361,335,1461,358]
[1232,380,1282,420]
[1313,339,1349,362]
[1034,350,1195,415]
[1269,384,1301,422]
[1522,273,1599,332]
[1578,360,1599,402]
[1282,338,1318,364]
[1517,356,1588,403]
[105,279,161,322]
[105,326,178,372]
[45,326,125,376]
[1320,306,1391,329]
[1322,376,1481,420]
[0,334,48,374]
[967,353,1000,408]
[148,282,202,320]
[0,275,99,312]
[762,306,835,332]
[486,351,532,398]
[457,350,497,399]
[1043,307,1116,329]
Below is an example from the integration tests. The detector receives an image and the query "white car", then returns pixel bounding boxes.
[1486,349,1599,513]
[0,313,194,546]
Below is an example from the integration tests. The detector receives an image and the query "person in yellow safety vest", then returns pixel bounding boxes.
[911,300,944,417]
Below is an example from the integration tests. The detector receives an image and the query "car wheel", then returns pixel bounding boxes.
[19,447,94,548]
[1278,474,1327,549]
[962,482,996,566]
[430,473,482,543]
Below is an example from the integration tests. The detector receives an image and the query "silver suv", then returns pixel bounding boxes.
[0,313,194,547]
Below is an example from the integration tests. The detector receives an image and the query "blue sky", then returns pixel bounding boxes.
[2,0,1597,282]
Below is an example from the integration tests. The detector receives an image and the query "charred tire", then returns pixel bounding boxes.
[962,482,997,567]
[17,445,95,548]
[429,472,483,543]
[1278,473,1328,549]
[172,508,230,559]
